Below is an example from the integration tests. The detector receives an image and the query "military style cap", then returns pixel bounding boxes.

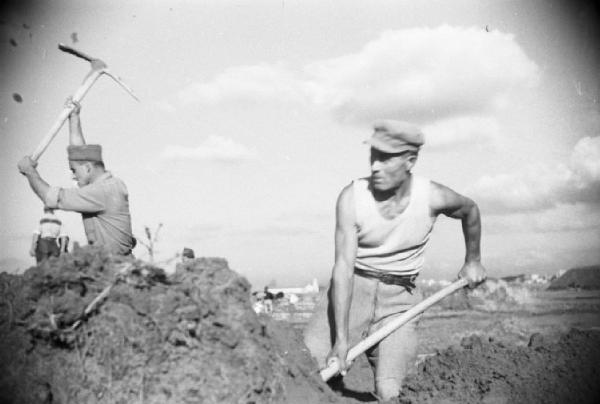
[365,119,424,153]
[67,144,103,162]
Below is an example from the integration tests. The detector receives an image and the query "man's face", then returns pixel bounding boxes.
[370,148,416,192]
[69,161,92,187]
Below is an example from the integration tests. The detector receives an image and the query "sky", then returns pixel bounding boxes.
[1,0,599,288]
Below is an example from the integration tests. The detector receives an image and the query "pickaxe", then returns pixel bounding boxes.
[320,277,470,381]
[30,43,139,162]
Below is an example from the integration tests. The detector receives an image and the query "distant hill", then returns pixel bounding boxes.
[547,265,600,290]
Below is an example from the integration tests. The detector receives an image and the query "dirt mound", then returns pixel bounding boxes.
[0,246,338,404]
[422,279,532,312]
[548,265,600,290]
[397,328,600,404]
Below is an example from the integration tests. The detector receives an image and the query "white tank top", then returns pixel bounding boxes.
[353,175,436,275]
[34,212,63,239]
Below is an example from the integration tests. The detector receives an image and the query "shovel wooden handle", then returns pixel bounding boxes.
[320,277,469,381]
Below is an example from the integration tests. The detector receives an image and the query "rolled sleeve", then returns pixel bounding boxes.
[45,186,61,209]
[54,185,106,213]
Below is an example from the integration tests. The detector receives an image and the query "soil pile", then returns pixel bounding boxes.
[0,246,337,404]
[397,328,600,404]
[423,280,530,312]
[548,265,600,290]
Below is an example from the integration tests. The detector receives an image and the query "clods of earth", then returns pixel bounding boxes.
[1,246,599,403]
[396,329,600,404]
[0,246,336,404]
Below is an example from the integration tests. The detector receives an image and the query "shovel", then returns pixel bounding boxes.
[320,277,469,381]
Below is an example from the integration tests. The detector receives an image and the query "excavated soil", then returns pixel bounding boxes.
[396,329,600,404]
[2,247,599,404]
[0,246,338,404]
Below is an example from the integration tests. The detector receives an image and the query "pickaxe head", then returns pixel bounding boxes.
[104,70,139,102]
[28,44,140,162]
[58,43,139,102]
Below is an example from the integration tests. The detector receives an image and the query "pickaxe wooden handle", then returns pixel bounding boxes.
[320,277,469,381]
[30,44,138,162]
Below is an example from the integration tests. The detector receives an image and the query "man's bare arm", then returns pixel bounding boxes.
[328,184,358,373]
[18,157,50,203]
[67,98,85,145]
[430,181,486,286]
[30,233,39,257]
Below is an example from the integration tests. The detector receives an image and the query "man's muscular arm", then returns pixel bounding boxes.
[30,232,39,257]
[17,156,50,203]
[67,98,85,145]
[430,181,486,287]
[327,184,358,374]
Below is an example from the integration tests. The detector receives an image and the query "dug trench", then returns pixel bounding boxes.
[0,247,598,403]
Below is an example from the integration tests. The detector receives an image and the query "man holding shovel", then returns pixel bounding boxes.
[18,100,136,256]
[303,119,486,400]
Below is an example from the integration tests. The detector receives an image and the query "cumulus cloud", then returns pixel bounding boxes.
[306,26,539,123]
[570,136,600,184]
[469,136,600,213]
[422,116,501,149]
[531,203,600,232]
[177,26,539,148]
[160,135,258,162]
[179,63,310,105]
[485,203,600,234]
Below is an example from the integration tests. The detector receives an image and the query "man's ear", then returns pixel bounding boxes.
[406,154,418,170]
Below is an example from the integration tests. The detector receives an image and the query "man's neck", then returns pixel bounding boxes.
[394,174,412,199]
[89,168,108,184]
[373,174,413,201]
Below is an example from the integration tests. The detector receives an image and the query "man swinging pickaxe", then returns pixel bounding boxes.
[30,43,138,161]
[18,44,138,256]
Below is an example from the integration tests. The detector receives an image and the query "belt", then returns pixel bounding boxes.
[354,267,417,292]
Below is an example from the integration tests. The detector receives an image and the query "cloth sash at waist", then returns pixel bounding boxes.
[354,267,417,292]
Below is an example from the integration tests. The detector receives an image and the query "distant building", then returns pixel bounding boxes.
[526,273,550,285]
[501,274,526,283]
[269,278,319,295]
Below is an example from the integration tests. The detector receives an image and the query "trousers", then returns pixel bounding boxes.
[303,273,422,397]
[35,237,60,264]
